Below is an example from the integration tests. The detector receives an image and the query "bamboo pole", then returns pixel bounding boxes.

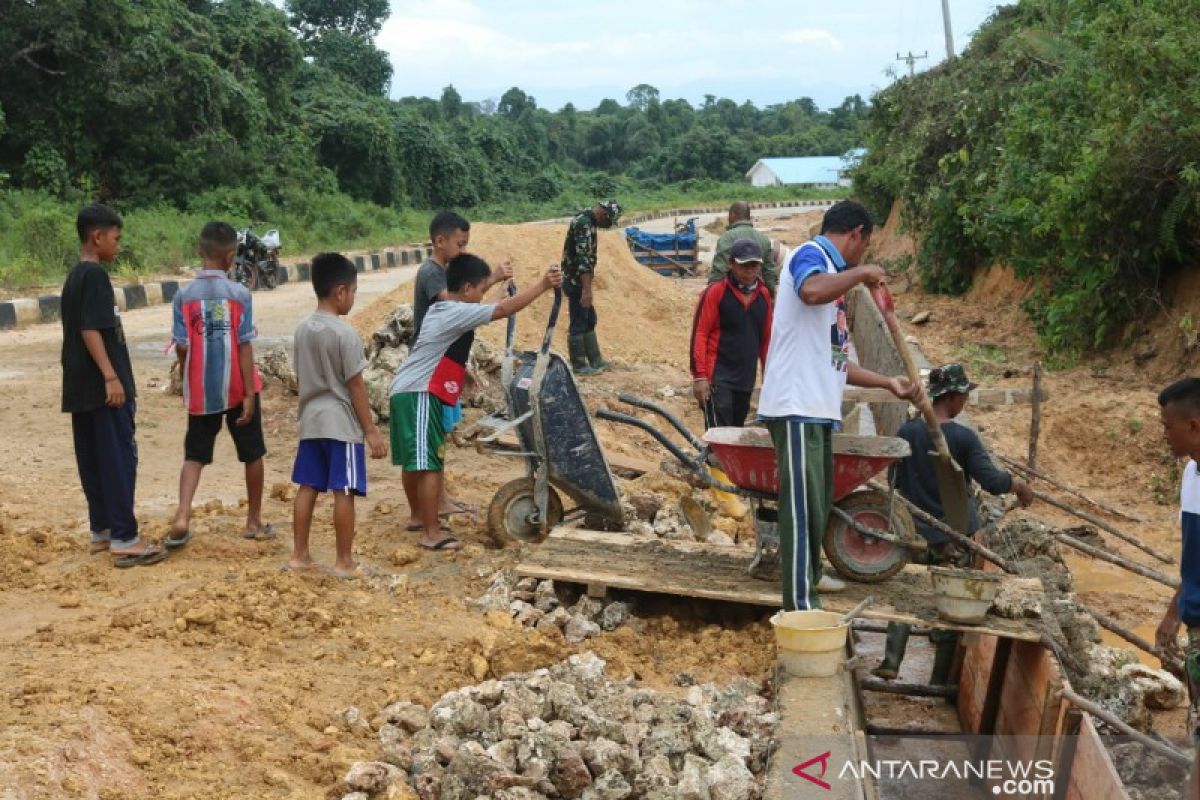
[859,677,958,699]
[1034,489,1175,565]
[1085,605,1184,674]
[998,453,1147,524]
[1058,686,1192,768]
[865,480,1019,573]
[1055,531,1179,589]
[1028,362,1042,469]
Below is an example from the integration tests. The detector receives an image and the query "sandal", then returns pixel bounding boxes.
[164,528,192,549]
[242,523,276,541]
[111,541,167,568]
[419,536,462,551]
[407,522,452,533]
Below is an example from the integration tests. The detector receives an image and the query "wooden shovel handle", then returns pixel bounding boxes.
[869,284,952,460]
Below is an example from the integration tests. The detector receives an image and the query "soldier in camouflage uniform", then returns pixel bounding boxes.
[560,200,621,376]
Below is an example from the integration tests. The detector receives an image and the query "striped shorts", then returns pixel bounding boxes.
[291,439,367,496]
[390,391,446,472]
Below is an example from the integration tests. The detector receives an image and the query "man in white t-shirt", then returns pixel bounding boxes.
[758,200,919,611]
[1154,377,1200,800]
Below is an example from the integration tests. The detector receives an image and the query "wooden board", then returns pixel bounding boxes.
[517,529,1044,641]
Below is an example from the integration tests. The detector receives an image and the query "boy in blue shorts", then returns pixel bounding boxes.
[288,253,387,576]
[390,254,561,551]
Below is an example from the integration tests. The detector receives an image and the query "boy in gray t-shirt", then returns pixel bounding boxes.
[412,212,511,524]
[288,253,387,577]
[390,254,560,551]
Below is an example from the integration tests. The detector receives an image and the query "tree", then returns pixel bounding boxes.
[498,87,536,119]
[440,85,464,119]
[307,29,392,95]
[286,0,389,40]
[625,83,660,111]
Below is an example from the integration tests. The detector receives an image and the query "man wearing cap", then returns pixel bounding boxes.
[561,200,622,376]
[690,239,773,428]
[873,362,1034,683]
[710,201,778,295]
[758,200,921,610]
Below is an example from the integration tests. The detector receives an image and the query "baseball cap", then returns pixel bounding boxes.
[927,363,978,399]
[730,238,763,264]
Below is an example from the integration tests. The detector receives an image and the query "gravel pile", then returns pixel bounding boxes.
[340,652,774,800]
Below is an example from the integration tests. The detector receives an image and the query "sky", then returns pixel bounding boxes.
[376,0,1013,112]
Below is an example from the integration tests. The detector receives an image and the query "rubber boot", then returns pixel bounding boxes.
[582,330,610,372]
[929,630,959,685]
[871,622,910,680]
[568,335,599,376]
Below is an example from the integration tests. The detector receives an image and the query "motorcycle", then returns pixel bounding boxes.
[233,228,282,290]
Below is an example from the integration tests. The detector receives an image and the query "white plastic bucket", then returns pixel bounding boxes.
[930,566,1003,623]
[770,610,849,677]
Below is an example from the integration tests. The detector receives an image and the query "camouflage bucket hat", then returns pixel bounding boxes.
[927,363,978,399]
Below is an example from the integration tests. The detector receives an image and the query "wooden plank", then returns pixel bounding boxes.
[517,529,1043,641]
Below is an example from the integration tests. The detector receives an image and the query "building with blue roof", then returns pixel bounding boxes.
[745,150,865,188]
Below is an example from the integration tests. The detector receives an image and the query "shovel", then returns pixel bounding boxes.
[869,283,971,534]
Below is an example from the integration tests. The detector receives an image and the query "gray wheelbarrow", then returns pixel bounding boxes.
[473,285,624,544]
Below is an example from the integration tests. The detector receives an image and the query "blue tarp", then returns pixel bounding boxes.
[624,219,698,268]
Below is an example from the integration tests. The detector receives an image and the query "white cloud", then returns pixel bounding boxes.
[780,28,843,50]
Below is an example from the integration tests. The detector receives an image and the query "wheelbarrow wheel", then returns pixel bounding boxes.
[823,489,914,584]
[487,478,564,546]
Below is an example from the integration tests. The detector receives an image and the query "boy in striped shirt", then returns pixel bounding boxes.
[167,222,268,547]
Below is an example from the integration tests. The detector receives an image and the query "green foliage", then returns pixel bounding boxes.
[0,1,868,287]
[854,0,1200,355]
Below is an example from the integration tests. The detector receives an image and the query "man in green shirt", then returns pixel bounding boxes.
[561,199,621,376]
[709,201,778,294]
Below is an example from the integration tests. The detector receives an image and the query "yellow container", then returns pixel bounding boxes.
[770,610,849,677]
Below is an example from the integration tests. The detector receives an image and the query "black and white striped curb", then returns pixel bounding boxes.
[0,199,836,331]
[0,245,434,331]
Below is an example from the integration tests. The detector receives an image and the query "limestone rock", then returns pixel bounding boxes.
[990,577,1044,619]
[598,602,630,632]
[343,761,403,793]
[1118,662,1185,710]
[564,615,602,644]
[706,755,756,800]
[336,706,373,734]
[256,345,297,394]
[704,531,735,547]
[675,754,711,800]
[550,751,593,798]
[584,769,633,800]
[381,701,430,733]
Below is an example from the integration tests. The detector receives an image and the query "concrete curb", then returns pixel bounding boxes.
[0,244,434,331]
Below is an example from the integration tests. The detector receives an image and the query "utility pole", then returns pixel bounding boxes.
[941,0,955,61]
[895,51,928,77]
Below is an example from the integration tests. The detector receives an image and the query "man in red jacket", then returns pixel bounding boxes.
[690,239,773,428]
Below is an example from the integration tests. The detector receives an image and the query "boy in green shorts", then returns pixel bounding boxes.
[389,254,562,550]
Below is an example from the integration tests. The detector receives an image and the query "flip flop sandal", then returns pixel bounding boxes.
[164,529,192,549]
[420,536,462,551]
[328,563,381,580]
[242,523,276,541]
[112,547,167,568]
[406,522,452,533]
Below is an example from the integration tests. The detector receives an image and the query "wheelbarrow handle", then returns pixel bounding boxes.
[505,281,517,353]
[541,286,562,355]
[595,409,772,500]
[615,393,704,452]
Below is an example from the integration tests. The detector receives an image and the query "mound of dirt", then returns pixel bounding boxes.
[865,201,917,266]
[353,223,696,367]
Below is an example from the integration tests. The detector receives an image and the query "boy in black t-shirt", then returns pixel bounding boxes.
[61,204,164,567]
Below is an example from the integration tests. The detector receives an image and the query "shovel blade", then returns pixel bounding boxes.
[934,456,971,534]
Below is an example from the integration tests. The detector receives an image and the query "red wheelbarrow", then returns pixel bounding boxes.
[596,395,922,583]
